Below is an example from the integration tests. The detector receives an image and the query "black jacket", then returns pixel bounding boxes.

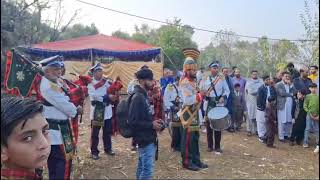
[257,84,277,111]
[128,85,156,148]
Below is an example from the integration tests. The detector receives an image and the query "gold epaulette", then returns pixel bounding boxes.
[179,78,190,85]
[49,81,60,92]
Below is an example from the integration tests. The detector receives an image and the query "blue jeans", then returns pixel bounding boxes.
[136,143,156,180]
[303,115,319,145]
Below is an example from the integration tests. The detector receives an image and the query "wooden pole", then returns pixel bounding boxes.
[160,49,164,76]
[90,49,94,66]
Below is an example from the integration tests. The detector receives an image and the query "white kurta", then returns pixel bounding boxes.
[277,84,293,139]
[277,84,293,124]
[256,109,266,138]
[245,79,263,120]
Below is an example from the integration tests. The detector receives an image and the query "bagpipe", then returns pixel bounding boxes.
[107,76,123,105]
[69,72,92,96]
[14,51,87,120]
[59,77,86,107]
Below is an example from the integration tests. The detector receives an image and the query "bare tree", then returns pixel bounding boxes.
[46,0,81,41]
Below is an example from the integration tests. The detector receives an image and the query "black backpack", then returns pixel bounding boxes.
[116,93,135,138]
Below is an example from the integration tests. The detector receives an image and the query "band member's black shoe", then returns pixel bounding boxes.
[267,144,276,148]
[105,150,116,156]
[279,139,286,143]
[284,136,290,140]
[289,141,294,146]
[207,148,213,152]
[183,163,200,171]
[227,128,235,133]
[91,154,99,160]
[197,162,208,169]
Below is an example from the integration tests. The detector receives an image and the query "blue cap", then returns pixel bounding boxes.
[59,60,65,68]
[209,60,220,68]
[40,55,64,68]
[90,63,103,73]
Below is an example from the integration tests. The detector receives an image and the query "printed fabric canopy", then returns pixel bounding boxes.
[22,34,161,61]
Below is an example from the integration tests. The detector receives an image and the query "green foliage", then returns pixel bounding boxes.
[199,31,301,77]
[59,23,99,40]
[1,0,98,85]
[112,30,131,40]
[300,0,319,65]
[111,20,198,70]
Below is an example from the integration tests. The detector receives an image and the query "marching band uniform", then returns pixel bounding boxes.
[148,80,164,121]
[59,62,86,146]
[164,80,182,151]
[1,166,41,180]
[179,48,208,171]
[200,61,230,153]
[107,77,123,135]
[39,56,77,180]
[88,63,115,159]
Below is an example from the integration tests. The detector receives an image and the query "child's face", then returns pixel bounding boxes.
[1,113,51,170]
[297,92,305,99]
[309,87,317,94]
[235,87,240,92]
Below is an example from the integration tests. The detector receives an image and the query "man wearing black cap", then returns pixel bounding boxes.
[87,63,117,160]
[200,60,230,154]
[39,56,83,179]
[128,68,163,180]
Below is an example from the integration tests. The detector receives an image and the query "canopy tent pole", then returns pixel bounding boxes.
[160,50,164,76]
[90,48,94,66]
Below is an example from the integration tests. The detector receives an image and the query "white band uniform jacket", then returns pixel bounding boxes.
[88,78,113,120]
[200,75,230,99]
[40,76,77,145]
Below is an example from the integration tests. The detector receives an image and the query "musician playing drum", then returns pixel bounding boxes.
[179,48,208,171]
[200,60,230,154]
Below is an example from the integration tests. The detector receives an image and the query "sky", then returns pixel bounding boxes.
[43,0,317,48]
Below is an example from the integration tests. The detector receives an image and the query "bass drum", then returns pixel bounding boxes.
[207,106,231,131]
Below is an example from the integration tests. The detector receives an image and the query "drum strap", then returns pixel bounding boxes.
[172,84,179,98]
[209,76,219,98]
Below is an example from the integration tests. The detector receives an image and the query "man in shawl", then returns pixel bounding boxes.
[245,70,263,136]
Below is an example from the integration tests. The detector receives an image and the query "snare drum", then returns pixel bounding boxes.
[207,106,231,131]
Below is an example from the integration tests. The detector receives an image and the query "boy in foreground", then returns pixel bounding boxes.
[1,96,51,179]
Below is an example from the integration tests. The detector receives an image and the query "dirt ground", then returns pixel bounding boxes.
[71,99,319,179]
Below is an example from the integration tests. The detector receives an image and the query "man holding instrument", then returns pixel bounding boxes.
[179,48,208,171]
[59,62,86,146]
[39,56,83,179]
[200,60,230,154]
[88,63,117,160]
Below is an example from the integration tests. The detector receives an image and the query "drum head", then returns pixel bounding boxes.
[208,107,229,119]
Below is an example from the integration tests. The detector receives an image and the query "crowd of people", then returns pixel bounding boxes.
[1,48,319,179]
